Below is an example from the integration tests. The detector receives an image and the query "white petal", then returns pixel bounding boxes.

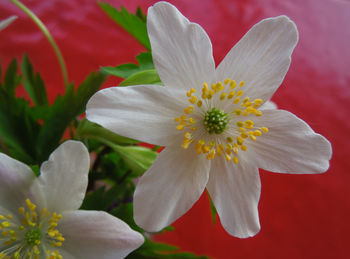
[216,16,298,102]
[206,158,261,238]
[86,85,185,146]
[0,153,34,213]
[148,2,215,91]
[134,147,210,232]
[31,141,89,212]
[59,210,144,259]
[0,16,17,31]
[250,110,332,173]
[261,100,277,110]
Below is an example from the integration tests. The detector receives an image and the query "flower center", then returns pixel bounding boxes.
[0,198,64,259]
[174,78,269,164]
[203,108,228,134]
[25,228,42,246]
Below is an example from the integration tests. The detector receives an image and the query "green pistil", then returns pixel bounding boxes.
[25,228,42,245]
[203,107,228,134]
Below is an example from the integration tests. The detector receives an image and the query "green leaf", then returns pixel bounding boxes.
[136,52,154,70]
[208,191,217,224]
[100,52,154,79]
[113,145,157,175]
[21,54,48,106]
[0,60,39,163]
[128,238,210,259]
[120,69,161,86]
[101,64,140,78]
[99,2,151,50]
[4,59,21,97]
[35,72,106,162]
[77,118,139,145]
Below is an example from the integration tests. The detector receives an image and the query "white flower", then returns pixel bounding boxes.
[0,16,17,31]
[86,2,332,238]
[0,141,143,258]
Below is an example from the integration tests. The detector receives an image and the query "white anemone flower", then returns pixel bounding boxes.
[86,2,332,238]
[0,16,17,31]
[0,141,144,258]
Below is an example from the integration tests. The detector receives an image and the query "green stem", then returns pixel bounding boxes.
[10,0,69,87]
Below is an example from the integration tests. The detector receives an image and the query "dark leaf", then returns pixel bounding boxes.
[99,2,151,50]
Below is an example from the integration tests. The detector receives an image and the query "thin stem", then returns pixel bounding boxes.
[10,0,69,87]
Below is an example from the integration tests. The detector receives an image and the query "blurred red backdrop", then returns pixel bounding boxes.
[1,0,349,258]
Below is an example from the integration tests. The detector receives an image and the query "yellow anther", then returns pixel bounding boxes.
[197,100,202,107]
[189,95,198,104]
[236,121,244,127]
[254,99,263,105]
[228,91,235,99]
[230,80,237,89]
[225,154,232,161]
[190,88,196,93]
[217,82,224,91]
[255,110,263,116]
[220,92,226,100]
[241,132,248,139]
[254,130,262,136]
[203,82,209,89]
[202,146,210,154]
[224,78,230,84]
[180,114,187,120]
[184,105,194,114]
[239,81,245,87]
[245,120,254,128]
[176,125,185,130]
[234,109,241,115]
[26,199,36,211]
[236,90,243,97]
[233,97,240,104]
[261,127,269,133]
[174,117,180,122]
[239,127,246,132]
[242,109,250,116]
[211,83,216,90]
[195,143,202,154]
[226,136,234,143]
[208,90,214,99]
[241,145,247,151]
[209,141,215,147]
[246,106,256,113]
[186,91,192,97]
[184,132,191,139]
[6,215,12,220]
[242,97,250,104]
[250,135,257,141]
[188,117,194,124]
[233,157,239,164]
[217,144,224,156]
[1,222,10,228]
[236,136,244,145]
[207,149,216,160]
[191,127,197,131]
[244,101,253,107]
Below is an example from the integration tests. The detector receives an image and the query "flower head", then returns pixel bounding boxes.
[0,141,143,258]
[86,2,332,237]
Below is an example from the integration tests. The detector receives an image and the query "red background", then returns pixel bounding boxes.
[1,0,349,258]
